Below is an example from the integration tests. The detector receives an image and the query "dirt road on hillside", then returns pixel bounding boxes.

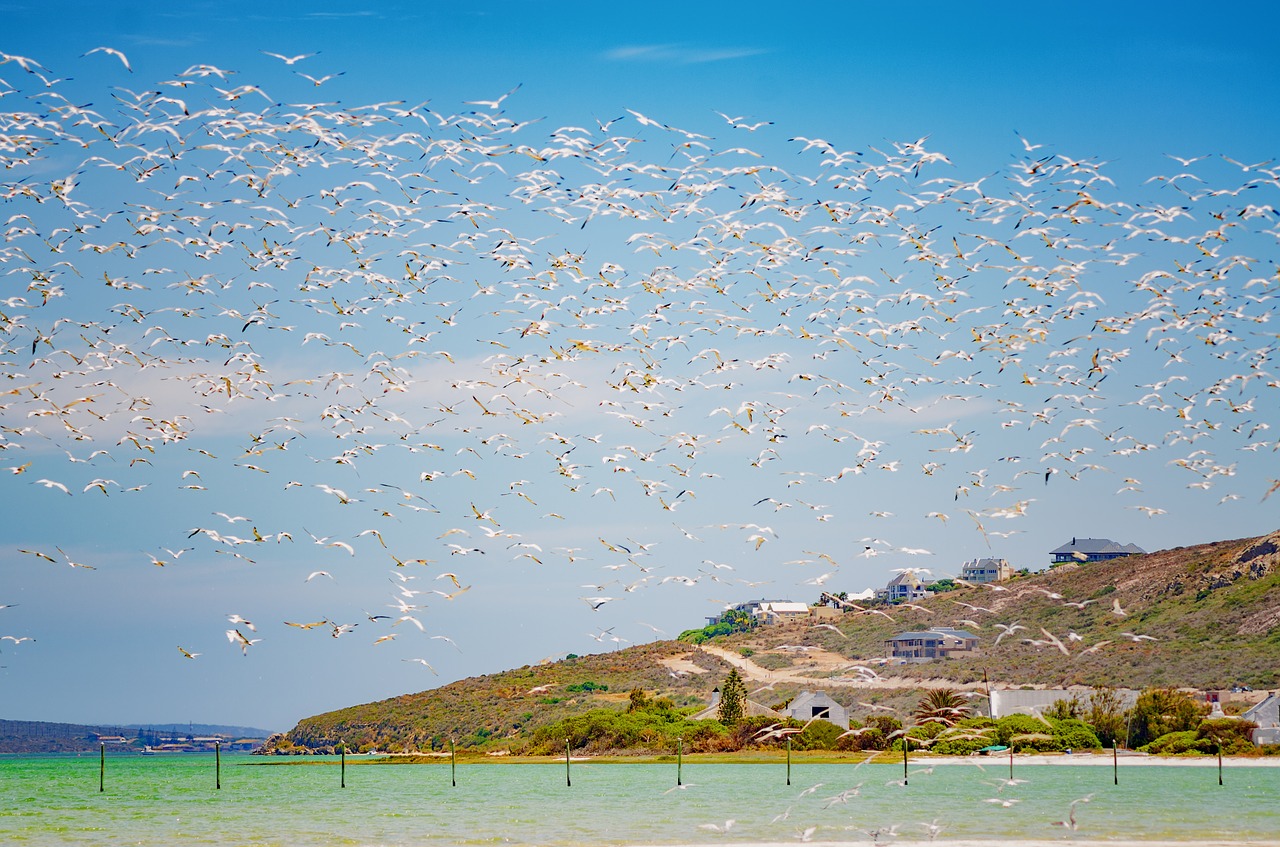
[692,644,978,691]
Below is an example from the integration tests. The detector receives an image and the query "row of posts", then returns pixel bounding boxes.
[93,737,1228,791]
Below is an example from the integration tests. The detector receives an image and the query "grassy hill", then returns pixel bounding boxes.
[261,529,1280,754]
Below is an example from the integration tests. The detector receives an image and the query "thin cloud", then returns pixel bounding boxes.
[604,43,769,65]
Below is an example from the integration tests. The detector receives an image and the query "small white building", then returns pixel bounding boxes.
[758,601,811,622]
[990,688,1140,720]
[1242,692,1280,745]
[781,690,849,730]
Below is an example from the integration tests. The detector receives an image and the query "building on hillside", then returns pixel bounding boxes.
[758,601,811,622]
[780,690,849,730]
[1049,537,1145,565]
[989,688,1141,720]
[886,627,978,661]
[880,569,928,602]
[707,599,811,626]
[1242,692,1280,745]
[960,557,1014,584]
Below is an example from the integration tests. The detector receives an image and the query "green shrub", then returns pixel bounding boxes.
[1051,718,1101,751]
[566,681,608,693]
[1142,730,1204,755]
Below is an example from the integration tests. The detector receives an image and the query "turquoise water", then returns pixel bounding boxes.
[2,754,1278,845]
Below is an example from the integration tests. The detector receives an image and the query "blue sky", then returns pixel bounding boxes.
[1,2,1277,731]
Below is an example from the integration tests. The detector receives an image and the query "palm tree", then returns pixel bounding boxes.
[912,688,971,728]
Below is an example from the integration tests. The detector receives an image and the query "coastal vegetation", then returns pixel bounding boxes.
[257,531,1280,758]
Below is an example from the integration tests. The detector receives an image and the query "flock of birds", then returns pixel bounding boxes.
[1,46,1278,674]
[681,765,1097,841]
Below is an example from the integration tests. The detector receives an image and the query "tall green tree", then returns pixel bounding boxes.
[1085,688,1126,747]
[717,668,747,726]
[1127,687,1206,748]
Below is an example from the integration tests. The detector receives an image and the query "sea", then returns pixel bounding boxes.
[2,753,1277,846]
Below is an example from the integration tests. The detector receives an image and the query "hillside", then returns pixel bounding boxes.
[261,530,1280,754]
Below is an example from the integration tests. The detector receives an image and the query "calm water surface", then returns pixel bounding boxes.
[2,754,1278,846]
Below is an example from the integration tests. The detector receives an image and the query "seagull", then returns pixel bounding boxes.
[177,646,200,659]
[226,628,260,655]
[993,623,1027,645]
[402,658,438,674]
[465,83,522,111]
[83,47,131,72]
[260,50,319,65]
[1053,794,1094,830]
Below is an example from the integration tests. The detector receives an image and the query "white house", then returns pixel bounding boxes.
[960,557,1013,584]
[758,601,811,622]
[881,570,928,602]
[990,688,1140,720]
[781,690,849,730]
[1242,692,1280,745]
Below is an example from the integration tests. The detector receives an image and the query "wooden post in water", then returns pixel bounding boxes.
[1009,746,1014,781]
[786,736,791,786]
[902,737,909,785]
[450,737,456,787]
[676,736,682,787]
[1113,745,1118,785]
[1217,741,1223,786]
[340,741,346,789]
[565,738,571,787]
[99,742,104,793]
[215,741,221,790]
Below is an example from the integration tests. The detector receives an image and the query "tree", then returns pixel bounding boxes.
[1085,688,1126,748]
[1127,688,1207,748]
[717,669,747,726]
[912,688,971,728]
[627,687,650,713]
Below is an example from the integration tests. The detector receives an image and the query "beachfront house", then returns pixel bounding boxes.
[959,557,1014,584]
[886,627,978,661]
[1242,692,1280,745]
[780,690,849,730]
[1049,537,1145,565]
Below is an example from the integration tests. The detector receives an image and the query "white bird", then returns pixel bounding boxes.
[1053,794,1094,830]
[261,50,318,65]
[402,658,438,674]
[226,628,260,655]
[83,46,131,72]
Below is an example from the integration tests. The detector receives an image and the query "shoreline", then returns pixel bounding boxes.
[247,750,1280,767]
